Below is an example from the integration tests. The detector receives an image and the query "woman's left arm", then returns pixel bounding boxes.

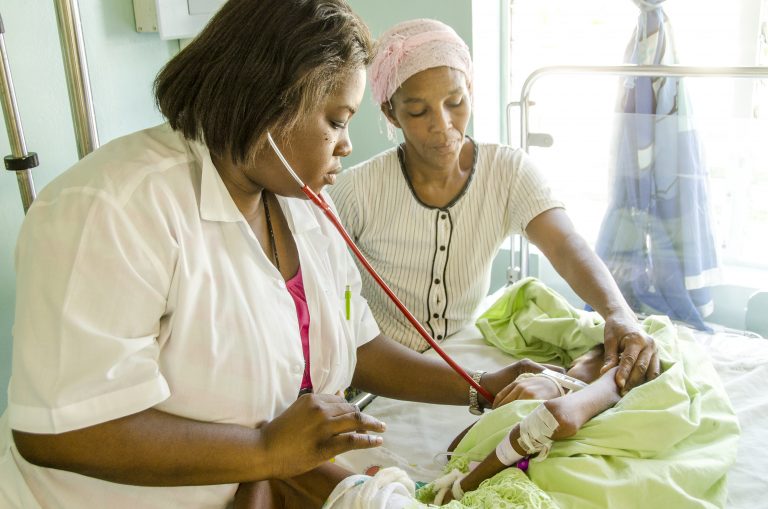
[353,335,549,406]
[525,208,660,393]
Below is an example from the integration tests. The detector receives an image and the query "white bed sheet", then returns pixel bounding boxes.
[336,299,768,509]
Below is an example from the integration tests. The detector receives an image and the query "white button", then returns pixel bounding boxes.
[277,280,286,289]
[293,363,303,374]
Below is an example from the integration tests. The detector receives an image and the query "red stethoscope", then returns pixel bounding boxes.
[267,133,494,403]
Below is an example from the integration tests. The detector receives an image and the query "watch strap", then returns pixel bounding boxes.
[468,370,486,415]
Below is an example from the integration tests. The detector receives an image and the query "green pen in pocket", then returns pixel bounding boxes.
[344,285,351,320]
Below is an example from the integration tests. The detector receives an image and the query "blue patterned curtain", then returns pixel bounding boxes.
[594,0,720,330]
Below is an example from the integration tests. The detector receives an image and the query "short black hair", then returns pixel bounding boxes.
[154,0,373,164]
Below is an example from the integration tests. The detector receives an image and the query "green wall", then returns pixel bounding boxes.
[0,0,178,411]
[344,0,474,167]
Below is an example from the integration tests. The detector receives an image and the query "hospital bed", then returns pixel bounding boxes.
[338,289,768,509]
[339,65,768,508]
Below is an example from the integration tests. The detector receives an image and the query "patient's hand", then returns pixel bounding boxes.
[483,359,566,410]
[491,376,563,409]
[447,367,623,505]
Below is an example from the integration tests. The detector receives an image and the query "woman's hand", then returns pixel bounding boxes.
[259,393,386,479]
[490,375,563,409]
[601,313,660,394]
[481,359,565,410]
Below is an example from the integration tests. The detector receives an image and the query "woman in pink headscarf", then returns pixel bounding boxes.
[328,18,659,398]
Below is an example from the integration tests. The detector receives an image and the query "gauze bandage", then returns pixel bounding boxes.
[495,432,525,466]
[369,19,472,105]
[518,404,560,460]
[431,468,465,505]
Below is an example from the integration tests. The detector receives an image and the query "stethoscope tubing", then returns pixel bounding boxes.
[266,132,493,403]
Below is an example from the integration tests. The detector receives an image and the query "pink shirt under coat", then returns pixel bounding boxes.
[285,267,312,391]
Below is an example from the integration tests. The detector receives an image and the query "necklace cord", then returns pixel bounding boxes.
[263,192,280,272]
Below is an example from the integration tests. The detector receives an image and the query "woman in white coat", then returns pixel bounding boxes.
[0,2,547,508]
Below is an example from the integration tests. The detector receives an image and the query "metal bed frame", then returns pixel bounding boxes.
[1,0,98,215]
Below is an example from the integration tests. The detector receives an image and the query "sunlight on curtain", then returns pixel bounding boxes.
[508,0,768,295]
[592,1,719,329]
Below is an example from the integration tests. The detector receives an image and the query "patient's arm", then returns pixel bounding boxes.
[443,367,621,504]
[488,346,606,410]
[448,347,607,454]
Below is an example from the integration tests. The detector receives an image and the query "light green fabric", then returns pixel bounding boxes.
[451,278,740,509]
[414,467,559,509]
[476,278,605,366]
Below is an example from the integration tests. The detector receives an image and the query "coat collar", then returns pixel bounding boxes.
[190,139,327,241]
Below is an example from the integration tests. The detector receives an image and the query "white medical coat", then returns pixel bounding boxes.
[0,123,379,508]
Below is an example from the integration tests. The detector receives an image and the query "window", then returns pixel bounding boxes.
[507,0,768,326]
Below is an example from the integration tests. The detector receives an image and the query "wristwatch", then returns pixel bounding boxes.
[468,370,487,415]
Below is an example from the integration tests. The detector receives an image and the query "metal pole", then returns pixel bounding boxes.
[53,0,99,158]
[0,13,37,214]
[512,64,768,281]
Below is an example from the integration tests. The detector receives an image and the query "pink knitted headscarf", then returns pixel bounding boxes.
[369,19,473,105]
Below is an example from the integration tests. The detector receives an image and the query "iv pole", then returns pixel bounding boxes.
[1,1,98,214]
[53,0,99,159]
[0,13,37,214]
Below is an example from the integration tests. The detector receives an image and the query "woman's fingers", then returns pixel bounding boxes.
[492,383,516,409]
[615,336,640,391]
[493,374,567,409]
[615,332,656,392]
[601,334,620,374]
[493,385,522,409]
[322,400,385,431]
[322,430,384,458]
[623,342,659,392]
[260,393,387,478]
[647,350,661,380]
[319,399,386,457]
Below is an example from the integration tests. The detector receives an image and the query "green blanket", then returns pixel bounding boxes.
[442,278,739,509]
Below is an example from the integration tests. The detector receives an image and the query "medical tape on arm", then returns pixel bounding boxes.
[517,403,559,460]
[495,431,525,466]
